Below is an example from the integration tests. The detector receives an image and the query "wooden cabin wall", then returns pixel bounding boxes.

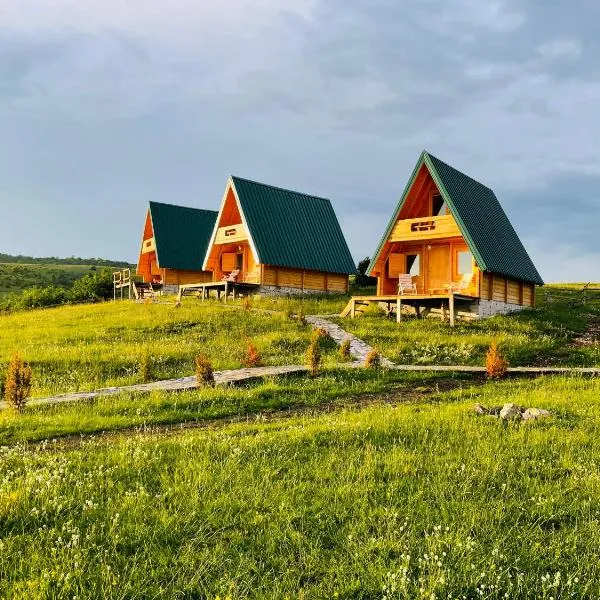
[163,269,212,285]
[479,272,535,307]
[262,265,348,292]
[377,238,479,297]
[137,250,159,283]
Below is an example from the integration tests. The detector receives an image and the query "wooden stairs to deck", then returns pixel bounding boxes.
[132,282,161,301]
[340,298,373,318]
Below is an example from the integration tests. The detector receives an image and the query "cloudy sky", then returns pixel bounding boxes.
[1,0,599,281]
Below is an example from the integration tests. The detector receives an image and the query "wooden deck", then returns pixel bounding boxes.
[177,280,259,302]
[341,293,478,327]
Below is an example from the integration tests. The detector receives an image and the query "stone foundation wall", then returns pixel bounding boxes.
[477,299,525,318]
[257,285,333,297]
[161,285,179,295]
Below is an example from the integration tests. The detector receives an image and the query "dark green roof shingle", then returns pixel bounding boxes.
[369,152,543,285]
[231,176,355,274]
[149,202,217,271]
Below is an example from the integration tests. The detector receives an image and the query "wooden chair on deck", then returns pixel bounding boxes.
[445,273,473,294]
[221,269,240,283]
[398,274,418,295]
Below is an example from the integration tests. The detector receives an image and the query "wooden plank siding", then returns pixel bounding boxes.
[163,269,212,286]
[262,265,348,292]
[479,272,535,307]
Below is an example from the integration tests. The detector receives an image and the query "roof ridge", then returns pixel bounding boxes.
[231,175,331,203]
[424,151,495,194]
[149,201,218,214]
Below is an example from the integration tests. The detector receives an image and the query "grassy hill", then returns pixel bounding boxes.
[0,254,132,298]
[0,289,599,597]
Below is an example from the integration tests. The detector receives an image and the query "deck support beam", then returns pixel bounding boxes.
[396,297,402,323]
[449,294,455,328]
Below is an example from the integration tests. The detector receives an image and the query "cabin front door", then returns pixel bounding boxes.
[427,244,450,293]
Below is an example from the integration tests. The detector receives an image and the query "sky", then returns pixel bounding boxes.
[1,0,599,282]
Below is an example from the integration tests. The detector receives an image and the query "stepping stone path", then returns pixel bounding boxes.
[305,315,395,367]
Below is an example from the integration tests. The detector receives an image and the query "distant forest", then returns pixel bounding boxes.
[0,253,131,267]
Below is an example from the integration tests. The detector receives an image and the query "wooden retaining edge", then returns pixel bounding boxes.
[386,364,600,374]
[9,365,308,408]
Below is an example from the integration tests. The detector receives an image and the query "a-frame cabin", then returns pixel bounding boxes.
[202,176,355,294]
[137,201,217,292]
[363,151,543,320]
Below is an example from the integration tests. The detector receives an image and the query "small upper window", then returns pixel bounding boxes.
[432,194,448,216]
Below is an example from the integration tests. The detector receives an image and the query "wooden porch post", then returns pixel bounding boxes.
[396,296,402,323]
[449,294,455,328]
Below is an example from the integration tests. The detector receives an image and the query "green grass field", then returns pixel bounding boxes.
[1,289,600,597]
[2,375,600,598]
[0,300,324,397]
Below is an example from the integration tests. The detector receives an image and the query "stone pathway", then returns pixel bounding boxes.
[305,315,395,367]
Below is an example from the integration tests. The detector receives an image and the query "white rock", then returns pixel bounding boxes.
[522,408,551,421]
[500,403,523,420]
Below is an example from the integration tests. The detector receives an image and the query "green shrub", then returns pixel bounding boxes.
[18,286,67,309]
[69,268,113,302]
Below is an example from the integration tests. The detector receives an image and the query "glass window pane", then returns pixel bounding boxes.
[432,194,448,216]
[457,250,472,275]
[406,254,420,276]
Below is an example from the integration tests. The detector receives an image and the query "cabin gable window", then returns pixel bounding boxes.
[432,194,448,216]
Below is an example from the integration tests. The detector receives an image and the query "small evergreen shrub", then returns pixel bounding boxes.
[364,349,381,369]
[485,340,509,379]
[297,307,307,326]
[138,348,153,383]
[195,353,215,386]
[338,339,352,361]
[310,327,328,343]
[242,342,264,368]
[4,353,32,413]
[305,340,321,377]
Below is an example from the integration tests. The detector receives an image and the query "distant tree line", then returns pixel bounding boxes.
[0,268,114,312]
[354,257,377,288]
[0,253,132,267]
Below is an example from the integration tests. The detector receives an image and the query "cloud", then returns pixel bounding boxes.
[538,38,583,60]
[0,0,600,283]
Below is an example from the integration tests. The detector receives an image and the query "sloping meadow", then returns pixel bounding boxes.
[0,300,317,397]
[1,375,600,598]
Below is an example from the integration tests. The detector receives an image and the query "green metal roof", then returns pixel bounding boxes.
[368,151,544,285]
[231,176,356,274]
[149,201,217,271]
